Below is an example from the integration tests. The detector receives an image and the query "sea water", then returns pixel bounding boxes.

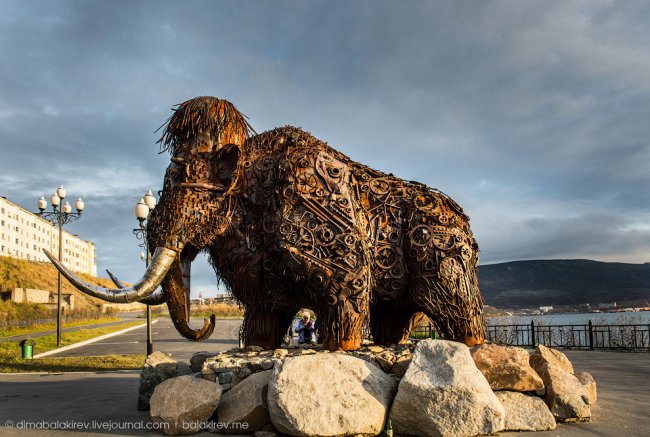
[488,311,650,326]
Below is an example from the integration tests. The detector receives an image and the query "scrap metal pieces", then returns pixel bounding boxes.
[150,96,485,350]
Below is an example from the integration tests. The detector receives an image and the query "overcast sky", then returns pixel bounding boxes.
[1,0,649,297]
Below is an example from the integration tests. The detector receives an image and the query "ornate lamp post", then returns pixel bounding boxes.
[134,190,156,355]
[37,185,85,347]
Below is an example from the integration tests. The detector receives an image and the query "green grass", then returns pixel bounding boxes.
[0,354,146,373]
[0,316,122,338]
[0,320,144,362]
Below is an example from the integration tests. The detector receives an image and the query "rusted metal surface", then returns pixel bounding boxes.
[50,95,485,351]
[148,96,485,350]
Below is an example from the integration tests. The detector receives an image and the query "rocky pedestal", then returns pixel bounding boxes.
[150,375,222,435]
[268,353,398,436]
[139,342,597,436]
[139,351,192,410]
[390,339,505,437]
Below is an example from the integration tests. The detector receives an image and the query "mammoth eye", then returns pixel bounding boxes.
[212,145,240,182]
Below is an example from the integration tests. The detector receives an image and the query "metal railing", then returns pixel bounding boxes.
[410,321,650,350]
[485,321,650,350]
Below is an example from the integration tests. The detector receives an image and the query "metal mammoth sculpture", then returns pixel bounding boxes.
[47,96,485,351]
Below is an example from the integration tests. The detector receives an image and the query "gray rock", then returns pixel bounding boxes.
[150,375,222,435]
[530,345,574,374]
[375,351,396,372]
[268,353,397,436]
[389,356,412,377]
[237,367,253,379]
[138,351,192,410]
[576,371,597,404]
[217,370,273,433]
[390,339,505,437]
[218,372,233,384]
[496,391,556,431]
[190,351,216,373]
[273,348,288,359]
[470,343,544,392]
[533,363,591,422]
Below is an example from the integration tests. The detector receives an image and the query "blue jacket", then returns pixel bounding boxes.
[295,319,315,343]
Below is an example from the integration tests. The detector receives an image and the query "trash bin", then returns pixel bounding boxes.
[19,339,35,359]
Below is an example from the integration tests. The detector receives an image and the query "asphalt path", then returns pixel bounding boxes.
[45,317,243,361]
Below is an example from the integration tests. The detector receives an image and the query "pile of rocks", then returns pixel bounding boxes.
[195,343,414,394]
[140,340,596,436]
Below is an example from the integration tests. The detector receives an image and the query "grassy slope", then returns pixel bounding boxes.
[0,255,116,307]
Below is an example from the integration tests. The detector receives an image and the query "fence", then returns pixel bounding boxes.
[485,321,650,350]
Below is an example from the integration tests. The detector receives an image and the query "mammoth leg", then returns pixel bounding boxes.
[316,268,371,351]
[412,274,485,347]
[371,307,424,345]
[318,299,367,351]
[241,305,296,350]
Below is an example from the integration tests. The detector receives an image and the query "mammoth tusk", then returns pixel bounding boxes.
[44,247,177,303]
[106,269,167,305]
[179,182,225,191]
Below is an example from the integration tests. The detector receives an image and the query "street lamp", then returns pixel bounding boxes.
[37,186,85,347]
[133,190,156,355]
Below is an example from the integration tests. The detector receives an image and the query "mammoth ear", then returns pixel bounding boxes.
[210,144,240,187]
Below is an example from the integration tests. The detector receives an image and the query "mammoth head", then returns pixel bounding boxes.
[148,96,255,251]
[46,96,255,342]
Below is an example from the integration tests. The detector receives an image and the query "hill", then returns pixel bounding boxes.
[478,259,650,309]
[0,256,115,308]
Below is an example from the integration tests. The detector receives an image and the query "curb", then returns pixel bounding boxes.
[32,320,157,358]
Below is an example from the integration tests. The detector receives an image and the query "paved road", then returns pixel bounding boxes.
[46,317,243,361]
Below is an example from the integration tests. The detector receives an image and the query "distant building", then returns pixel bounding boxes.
[539,306,553,313]
[0,196,97,276]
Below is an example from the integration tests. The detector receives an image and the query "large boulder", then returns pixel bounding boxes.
[576,371,597,404]
[496,391,556,431]
[470,343,544,392]
[217,370,273,433]
[531,358,590,422]
[390,339,505,437]
[268,353,398,436]
[530,344,573,374]
[150,375,222,435]
[138,351,192,410]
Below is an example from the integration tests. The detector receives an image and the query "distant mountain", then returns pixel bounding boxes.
[478,259,650,309]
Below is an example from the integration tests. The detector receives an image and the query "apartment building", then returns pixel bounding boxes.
[0,196,97,276]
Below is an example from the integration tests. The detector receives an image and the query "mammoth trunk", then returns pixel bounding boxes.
[163,254,215,341]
